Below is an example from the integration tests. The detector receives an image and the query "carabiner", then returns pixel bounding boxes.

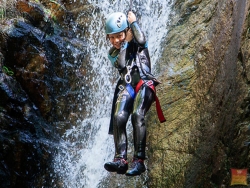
[125,65,132,84]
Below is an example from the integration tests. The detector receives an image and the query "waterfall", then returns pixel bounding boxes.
[53,0,172,187]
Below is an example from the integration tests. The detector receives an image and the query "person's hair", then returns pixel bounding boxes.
[106,28,128,41]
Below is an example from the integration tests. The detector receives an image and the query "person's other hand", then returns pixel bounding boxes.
[125,28,133,42]
[127,11,136,24]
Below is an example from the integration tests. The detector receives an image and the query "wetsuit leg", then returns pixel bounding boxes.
[131,84,154,159]
[113,88,133,159]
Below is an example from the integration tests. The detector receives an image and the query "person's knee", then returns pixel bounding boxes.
[131,111,144,126]
[114,111,128,128]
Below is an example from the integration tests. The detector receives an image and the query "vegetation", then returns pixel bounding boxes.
[0,0,19,20]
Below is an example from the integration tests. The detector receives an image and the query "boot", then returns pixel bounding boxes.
[104,158,128,174]
[125,158,146,176]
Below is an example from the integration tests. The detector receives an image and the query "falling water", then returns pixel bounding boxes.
[53,0,172,187]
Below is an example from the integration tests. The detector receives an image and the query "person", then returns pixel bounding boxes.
[104,11,165,176]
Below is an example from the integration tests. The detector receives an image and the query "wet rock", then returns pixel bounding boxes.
[0,1,89,187]
[16,1,45,26]
[0,72,58,187]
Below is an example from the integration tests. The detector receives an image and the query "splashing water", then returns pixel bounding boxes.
[53,0,172,187]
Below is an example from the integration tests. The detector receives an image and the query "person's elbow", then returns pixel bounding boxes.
[137,35,146,46]
[134,33,146,46]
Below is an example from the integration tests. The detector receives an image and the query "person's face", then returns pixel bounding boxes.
[108,31,126,49]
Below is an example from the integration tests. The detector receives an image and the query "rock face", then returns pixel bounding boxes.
[0,1,92,187]
[0,0,250,187]
[147,0,250,187]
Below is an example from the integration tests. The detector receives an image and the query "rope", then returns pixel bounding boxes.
[129,0,133,11]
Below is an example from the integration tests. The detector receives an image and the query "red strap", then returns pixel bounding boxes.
[135,79,144,93]
[155,96,166,123]
[135,79,166,123]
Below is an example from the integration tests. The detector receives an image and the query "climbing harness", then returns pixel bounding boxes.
[126,84,135,99]
[118,83,135,99]
[135,79,166,123]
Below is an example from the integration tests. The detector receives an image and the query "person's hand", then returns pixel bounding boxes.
[125,28,133,42]
[127,11,136,24]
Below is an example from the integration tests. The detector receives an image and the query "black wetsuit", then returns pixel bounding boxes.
[108,21,156,160]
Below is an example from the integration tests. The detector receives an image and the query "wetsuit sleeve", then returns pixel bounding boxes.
[108,42,129,71]
[130,21,146,47]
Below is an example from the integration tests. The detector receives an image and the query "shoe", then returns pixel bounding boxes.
[125,158,146,176]
[104,158,128,174]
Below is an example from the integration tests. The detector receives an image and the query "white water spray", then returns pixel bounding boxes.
[53,0,172,187]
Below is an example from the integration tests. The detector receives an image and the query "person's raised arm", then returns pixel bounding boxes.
[127,11,146,46]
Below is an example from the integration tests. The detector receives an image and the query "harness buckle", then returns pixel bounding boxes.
[118,85,124,90]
